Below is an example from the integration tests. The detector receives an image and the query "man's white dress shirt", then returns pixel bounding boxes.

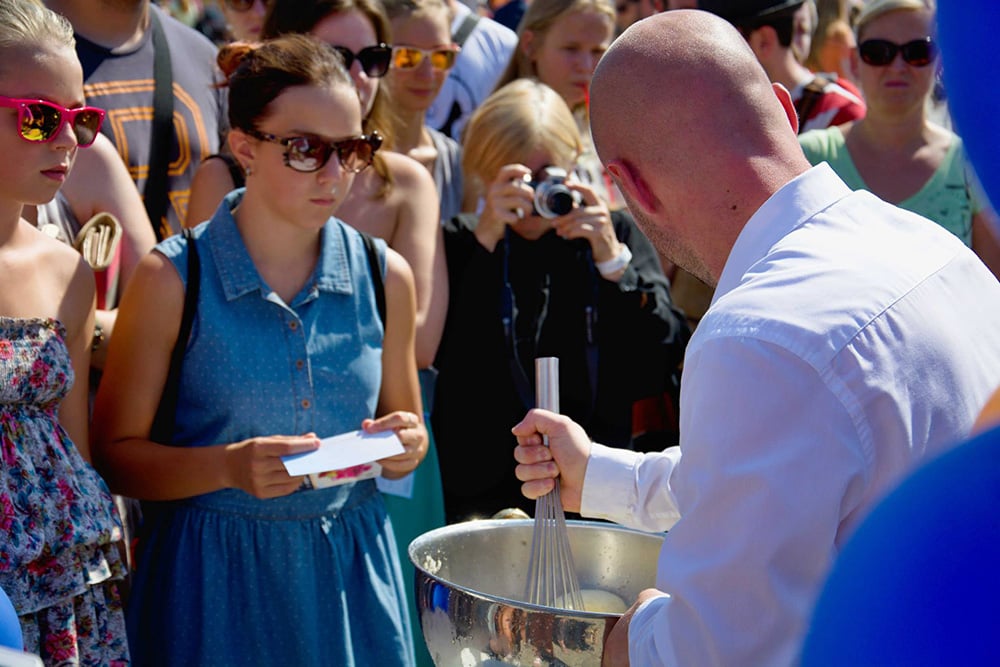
[581,164,1000,666]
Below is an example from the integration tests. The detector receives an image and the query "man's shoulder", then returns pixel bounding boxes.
[466,14,518,53]
[153,4,217,56]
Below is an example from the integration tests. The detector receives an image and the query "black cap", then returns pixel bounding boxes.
[698,0,805,25]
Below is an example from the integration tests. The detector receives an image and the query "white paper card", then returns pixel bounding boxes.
[281,429,404,476]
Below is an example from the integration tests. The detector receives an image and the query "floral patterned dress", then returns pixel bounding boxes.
[0,318,129,665]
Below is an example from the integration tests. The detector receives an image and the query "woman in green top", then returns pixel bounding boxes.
[799,0,1000,278]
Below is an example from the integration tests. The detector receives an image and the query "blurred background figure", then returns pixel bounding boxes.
[215,0,268,41]
[699,0,866,134]
[382,0,465,223]
[804,0,865,88]
[426,0,517,141]
[613,0,659,36]
[798,0,1000,278]
[45,0,226,240]
[433,79,689,523]
[490,0,623,211]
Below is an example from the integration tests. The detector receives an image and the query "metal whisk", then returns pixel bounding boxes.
[524,357,584,610]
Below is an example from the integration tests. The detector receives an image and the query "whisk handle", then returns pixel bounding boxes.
[535,357,559,415]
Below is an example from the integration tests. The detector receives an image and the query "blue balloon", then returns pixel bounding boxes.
[799,426,1000,666]
[938,2,1000,215]
[0,585,22,650]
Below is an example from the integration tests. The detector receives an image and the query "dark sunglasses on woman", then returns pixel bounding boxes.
[331,44,393,78]
[858,37,936,68]
[246,129,383,173]
[0,95,105,146]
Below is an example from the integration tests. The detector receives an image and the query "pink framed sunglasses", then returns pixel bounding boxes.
[0,95,105,147]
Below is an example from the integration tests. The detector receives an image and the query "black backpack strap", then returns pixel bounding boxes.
[794,74,831,134]
[452,12,480,46]
[150,227,200,444]
[361,232,386,328]
[146,9,175,240]
[440,14,479,139]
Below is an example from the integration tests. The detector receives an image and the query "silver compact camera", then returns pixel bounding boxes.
[529,167,582,219]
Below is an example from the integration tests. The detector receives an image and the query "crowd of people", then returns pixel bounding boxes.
[1,0,998,665]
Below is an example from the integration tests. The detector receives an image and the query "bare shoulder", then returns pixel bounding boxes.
[29,222,90,283]
[383,245,416,292]
[381,150,436,192]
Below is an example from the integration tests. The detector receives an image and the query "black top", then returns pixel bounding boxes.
[432,210,690,522]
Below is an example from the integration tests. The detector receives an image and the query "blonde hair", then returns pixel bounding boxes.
[493,0,615,102]
[854,0,935,42]
[0,0,74,51]
[462,79,582,195]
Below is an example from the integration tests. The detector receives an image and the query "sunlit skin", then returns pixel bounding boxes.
[386,7,456,170]
[305,8,448,369]
[852,8,936,119]
[0,45,84,209]
[91,70,426,500]
[386,13,453,115]
[230,83,362,245]
[523,9,614,110]
[0,41,95,459]
[473,149,624,272]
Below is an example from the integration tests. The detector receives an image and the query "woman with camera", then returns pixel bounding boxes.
[432,79,689,523]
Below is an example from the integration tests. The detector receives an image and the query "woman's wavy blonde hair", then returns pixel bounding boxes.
[462,79,582,200]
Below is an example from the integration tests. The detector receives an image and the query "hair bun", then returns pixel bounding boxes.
[217,41,260,79]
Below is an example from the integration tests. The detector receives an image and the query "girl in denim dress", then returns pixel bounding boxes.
[92,35,427,666]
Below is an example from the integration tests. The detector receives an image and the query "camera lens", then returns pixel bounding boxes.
[531,168,580,219]
[544,190,576,217]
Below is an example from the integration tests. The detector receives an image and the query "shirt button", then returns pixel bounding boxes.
[289,321,299,331]
[296,359,305,370]
[301,399,311,409]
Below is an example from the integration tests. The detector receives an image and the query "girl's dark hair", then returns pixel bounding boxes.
[261,0,396,197]
[218,34,354,133]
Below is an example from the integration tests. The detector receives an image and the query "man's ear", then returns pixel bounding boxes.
[605,158,658,216]
[747,25,777,62]
[772,81,799,134]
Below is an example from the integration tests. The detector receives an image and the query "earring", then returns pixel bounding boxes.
[245,165,252,177]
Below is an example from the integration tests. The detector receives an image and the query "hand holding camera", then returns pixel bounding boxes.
[476,164,627,278]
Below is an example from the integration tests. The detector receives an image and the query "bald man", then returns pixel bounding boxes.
[512,10,1000,667]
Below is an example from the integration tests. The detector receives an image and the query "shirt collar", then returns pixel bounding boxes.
[712,163,852,305]
[207,189,355,302]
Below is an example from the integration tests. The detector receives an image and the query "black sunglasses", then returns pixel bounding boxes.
[331,44,393,78]
[246,128,383,173]
[858,37,936,68]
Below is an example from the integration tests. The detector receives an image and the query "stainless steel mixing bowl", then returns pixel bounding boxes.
[409,519,665,666]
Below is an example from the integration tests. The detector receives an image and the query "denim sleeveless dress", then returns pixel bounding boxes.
[125,191,415,666]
